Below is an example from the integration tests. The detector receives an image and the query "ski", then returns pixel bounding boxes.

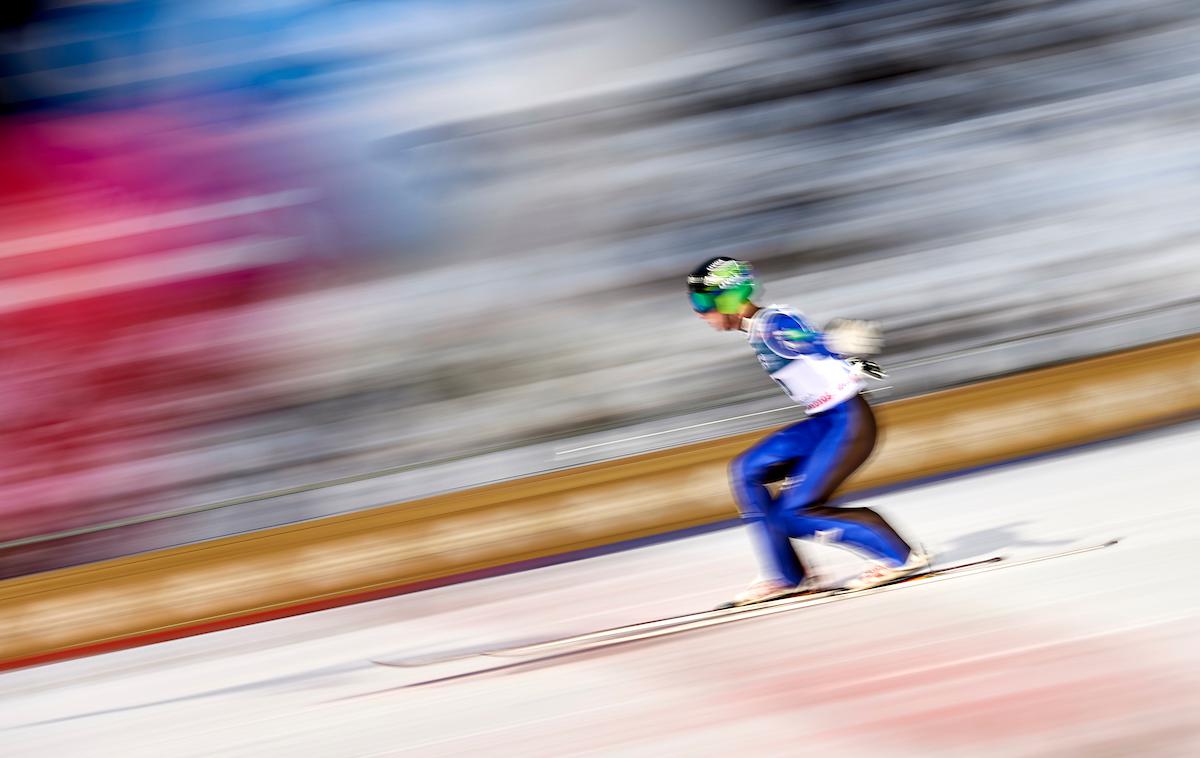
[372,577,879,668]
[476,539,1119,663]
[372,556,1001,668]
[371,581,856,668]
[374,542,1123,666]
[392,540,1123,690]
[484,554,1003,659]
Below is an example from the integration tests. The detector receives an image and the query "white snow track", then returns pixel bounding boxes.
[2,423,1198,757]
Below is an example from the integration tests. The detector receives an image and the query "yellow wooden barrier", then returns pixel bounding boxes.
[1,335,1196,665]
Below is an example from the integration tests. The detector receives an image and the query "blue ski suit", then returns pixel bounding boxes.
[731,307,913,585]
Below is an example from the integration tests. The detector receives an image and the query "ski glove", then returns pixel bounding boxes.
[823,318,883,356]
[846,356,888,380]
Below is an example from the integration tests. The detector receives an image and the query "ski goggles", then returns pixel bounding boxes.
[689,287,751,314]
[689,291,718,312]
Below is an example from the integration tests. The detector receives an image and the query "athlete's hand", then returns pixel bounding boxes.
[846,356,888,380]
[823,318,883,356]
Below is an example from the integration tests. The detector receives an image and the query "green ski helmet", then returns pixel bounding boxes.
[686,256,758,314]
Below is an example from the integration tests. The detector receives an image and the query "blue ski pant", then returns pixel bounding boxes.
[729,395,912,585]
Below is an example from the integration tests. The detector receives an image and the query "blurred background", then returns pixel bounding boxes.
[1,0,1198,577]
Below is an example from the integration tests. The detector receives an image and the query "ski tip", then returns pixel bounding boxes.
[370,658,430,668]
[1105,538,1121,547]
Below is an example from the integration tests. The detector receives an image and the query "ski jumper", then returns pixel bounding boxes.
[731,307,913,586]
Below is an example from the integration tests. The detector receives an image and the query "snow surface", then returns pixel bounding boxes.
[2,422,1199,757]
